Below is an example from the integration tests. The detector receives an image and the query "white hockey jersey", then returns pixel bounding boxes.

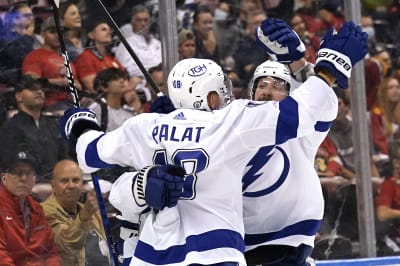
[243,75,331,251]
[75,76,338,265]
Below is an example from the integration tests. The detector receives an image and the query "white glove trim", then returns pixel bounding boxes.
[133,165,154,207]
[64,110,99,140]
[315,48,352,78]
[257,27,289,55]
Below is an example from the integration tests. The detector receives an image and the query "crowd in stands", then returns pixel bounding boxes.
[0,0,400,263]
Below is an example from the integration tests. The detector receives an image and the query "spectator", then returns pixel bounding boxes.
[290,12,320,63]
[328,88,353,174]
[233,9,269,85]
[238,0,262,31]
[213,0,241,66]
[178,28,196,59]
[294,0,323,36]
[0,75,71,200]
[89,68,138,132]
[315,135,349,179]
[0,2,40,86]
[370,77,400,163]
[41,159,109,266]
[192,5,219,62]
[75,20,124,93]
[0,150,62,265]
[361,14,377,45]
[176,0,201,30]
[59,1,84,62]
[365,44,392,110]
[377,76,400,142]
[262,0,294,22]
[375,140,400,254]
[115,4,162,78]
[22,16,82,112]
[317,1,344,34]
[148,62,165,95]
[329,87,380,179]
[114,4,161,105]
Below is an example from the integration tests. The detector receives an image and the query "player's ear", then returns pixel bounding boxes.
[207,91,220,111]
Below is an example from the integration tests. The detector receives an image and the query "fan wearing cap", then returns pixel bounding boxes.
[75,20,125,93]
[22,16,82,112]
[0,75,71,200]
[0,150,62,265]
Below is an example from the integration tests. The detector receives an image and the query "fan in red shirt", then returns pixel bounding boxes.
[0,150,62,266]
[22,16,81,112]
[75,20,124,93]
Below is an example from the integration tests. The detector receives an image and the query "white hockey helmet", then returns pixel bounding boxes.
[248,60,291,99]
[167,58,233,111]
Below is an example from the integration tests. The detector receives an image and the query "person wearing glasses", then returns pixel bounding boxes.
[0,150,62,265]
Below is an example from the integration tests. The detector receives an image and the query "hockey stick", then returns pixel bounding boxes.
[94,0,162,96]
[51,1,120,265]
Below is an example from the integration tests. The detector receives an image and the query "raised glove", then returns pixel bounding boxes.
[60,108,101,142]
[256,18,305,63]
[150,96,176,114]
[314,21,368,89]
[133,165,186,210]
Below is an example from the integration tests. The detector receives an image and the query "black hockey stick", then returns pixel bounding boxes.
[94,0,162,95]
[51,1,120,265]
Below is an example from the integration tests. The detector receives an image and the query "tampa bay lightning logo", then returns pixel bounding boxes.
[242,145,289,197]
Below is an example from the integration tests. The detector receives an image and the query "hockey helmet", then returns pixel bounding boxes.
[248,60,291,99]
[167,58,233,111]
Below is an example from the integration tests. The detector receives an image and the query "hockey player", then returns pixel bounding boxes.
[241,19,322,265]
[60,19,368,266]
[242,18,369,266]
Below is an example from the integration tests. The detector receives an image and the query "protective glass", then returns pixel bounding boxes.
[222,73,234,105]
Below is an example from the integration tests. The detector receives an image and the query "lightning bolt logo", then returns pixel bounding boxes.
[243,145,290,197]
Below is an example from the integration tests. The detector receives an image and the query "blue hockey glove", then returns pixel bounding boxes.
[256,18,305,63]
[314,21,368,89]
[150,96,176,114]
[133,165,186,210]
[60,108,101,142]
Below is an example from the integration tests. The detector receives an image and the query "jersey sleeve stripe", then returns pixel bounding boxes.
[244,219,322,246]
[134,229,245,264]
[85,134,116,168]
[314,120,332,132]
[276,96,299,144]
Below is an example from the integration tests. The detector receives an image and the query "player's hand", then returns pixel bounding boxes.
[150,96,176,114]
[256,18,305,63]
[314,21,368,89]
[133,165,186,210]
[60,108,101,142]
